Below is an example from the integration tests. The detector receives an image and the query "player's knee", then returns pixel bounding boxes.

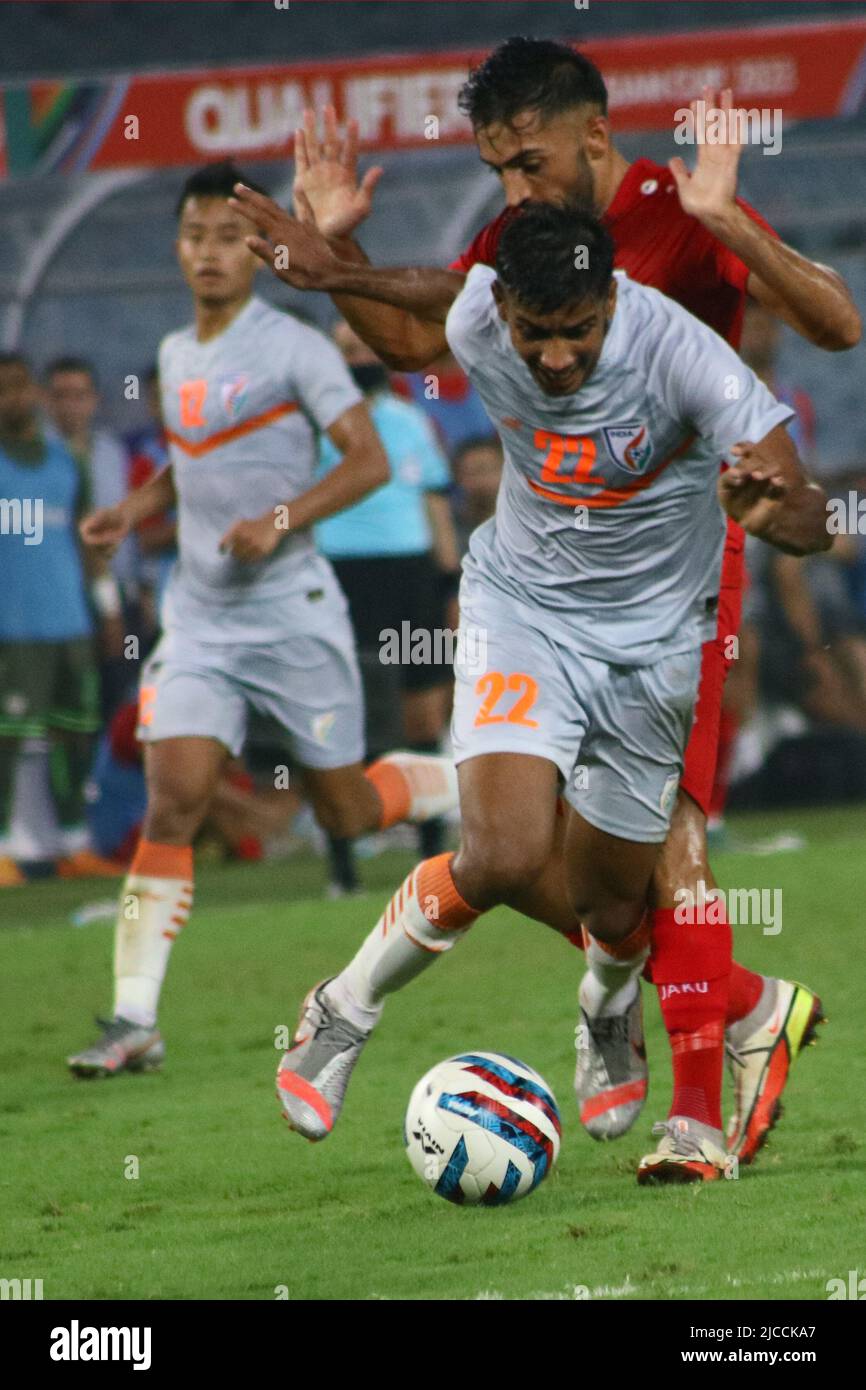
[145,785,210,844]
[454,828,549,909]
[577,898,645,948]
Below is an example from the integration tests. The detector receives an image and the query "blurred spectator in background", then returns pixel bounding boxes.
[729,306,866,796]
[392,348,496,452]
[86,700,300,867]
[0,352,119,885]
[316,321,460,892]
[124,365,176,640]
[451,435,504,560]
[44,356,133,713]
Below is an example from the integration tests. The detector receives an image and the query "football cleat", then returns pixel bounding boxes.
[574,977,648,1139]
[67,1016,165,1078]
[637,1116,730,1185]
[725,977,825,1164]
[276,981,372,1141]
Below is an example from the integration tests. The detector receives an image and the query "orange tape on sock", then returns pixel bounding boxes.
[130,839,193,881]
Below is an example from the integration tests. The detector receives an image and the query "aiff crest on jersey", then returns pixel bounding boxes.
[603,422,653,474]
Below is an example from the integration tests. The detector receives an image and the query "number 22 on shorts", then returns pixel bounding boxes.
[473,671,540,729]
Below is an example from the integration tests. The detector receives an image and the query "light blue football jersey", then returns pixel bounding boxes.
[316,391,450,558]
[0,437,92,642]
[446,267,795,666]
[158,296,362,644]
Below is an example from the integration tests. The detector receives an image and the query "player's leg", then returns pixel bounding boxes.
[275,583,582,1139]
[67,637,244,1076]
[558,646,732,1179]
[640,579,822,1175]
[66,735,226,1078]
[277,750,564,1140]
[251,617,458,848]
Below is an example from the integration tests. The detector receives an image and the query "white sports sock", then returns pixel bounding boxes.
[327,856,477,1028]
[367,752,459,826]
[583,930,650,1018]
[113,870,194,1027]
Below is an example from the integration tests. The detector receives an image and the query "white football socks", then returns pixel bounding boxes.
[326,857,477,1030]
[113,870,194,1028]
[582,930,650,1018]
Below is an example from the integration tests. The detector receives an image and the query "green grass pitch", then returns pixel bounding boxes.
[1,806,864,1301]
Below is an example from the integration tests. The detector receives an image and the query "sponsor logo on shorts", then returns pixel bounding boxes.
[312,711,336,745]
[603,422,653,475]
[660,772,679,814]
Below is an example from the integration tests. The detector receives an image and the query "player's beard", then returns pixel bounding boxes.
[559,148,597,215]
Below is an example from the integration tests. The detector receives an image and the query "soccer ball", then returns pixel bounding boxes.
[404,1051,561,1205]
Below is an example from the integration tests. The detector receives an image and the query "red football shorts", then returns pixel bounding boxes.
[680,534,745,816]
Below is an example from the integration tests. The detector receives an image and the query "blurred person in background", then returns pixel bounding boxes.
[86,700,301,868]
[391,347,497,452]
[451,435,504,561]
[125,364,177,640]
[0,352,119,885]
[44,356,135,713]
[738,305,866,750]
[316,319,461,892]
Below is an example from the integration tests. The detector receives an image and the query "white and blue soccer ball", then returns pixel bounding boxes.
[404,1051,561,1205]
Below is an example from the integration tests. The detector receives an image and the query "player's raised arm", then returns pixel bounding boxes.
[230,183,462,370]
[291,106,457,370]
[719,425,831,556]
[670,86,861,351]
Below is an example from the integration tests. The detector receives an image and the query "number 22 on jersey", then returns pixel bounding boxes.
[474,671,540,729]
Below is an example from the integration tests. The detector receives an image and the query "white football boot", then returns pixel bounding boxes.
[67,1016,164,1078]
[276,981,374,1141]
[725,977,825,1164]
[574,976,648,1139]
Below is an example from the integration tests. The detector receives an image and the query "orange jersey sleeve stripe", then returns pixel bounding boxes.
[166,401,299,458]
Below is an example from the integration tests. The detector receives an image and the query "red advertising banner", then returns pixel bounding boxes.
[4,16,866,178]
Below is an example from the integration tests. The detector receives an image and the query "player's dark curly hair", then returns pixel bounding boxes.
[176,160,270,217]
[458,37,608,129]
[495,203,614,314]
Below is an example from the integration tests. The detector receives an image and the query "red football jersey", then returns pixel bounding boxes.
[450,158,777,351]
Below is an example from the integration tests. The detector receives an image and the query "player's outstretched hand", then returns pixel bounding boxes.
[219,513,284,563]
[719,442,788,531]
[669,86,742,226]
[294,105,384,238]
[229,184,339,289]
[79,505,129,555]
